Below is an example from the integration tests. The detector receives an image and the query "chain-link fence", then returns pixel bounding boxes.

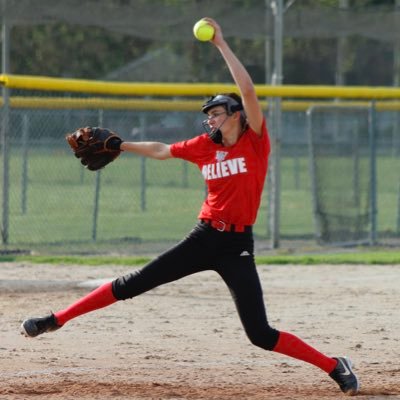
[0,1,400,255]
[1,92,399,255]
[307,105,375,246]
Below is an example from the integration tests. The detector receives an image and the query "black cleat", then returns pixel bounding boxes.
[329,357,360,396]
[21,313,61,338]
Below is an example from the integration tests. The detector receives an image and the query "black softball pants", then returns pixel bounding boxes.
[112,221,280,351]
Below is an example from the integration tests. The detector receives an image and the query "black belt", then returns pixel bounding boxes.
[200,219,252,233]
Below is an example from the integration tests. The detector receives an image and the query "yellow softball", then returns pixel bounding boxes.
[193,19,215,42]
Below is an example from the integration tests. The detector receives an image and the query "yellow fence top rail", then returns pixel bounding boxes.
[2,97,400,112]
[2,74,400,99]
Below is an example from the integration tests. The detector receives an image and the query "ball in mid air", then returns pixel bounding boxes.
[193,19,215,42]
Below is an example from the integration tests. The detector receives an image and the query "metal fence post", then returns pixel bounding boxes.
[369,101,377,245]
[92,109,103,241]
[1,9,10,244]
[269,0,283,249]
[139,113,147,212]
[306,107,320,241]
[21,113,29,214]
[182,161,188,188]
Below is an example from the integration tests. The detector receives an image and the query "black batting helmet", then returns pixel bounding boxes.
[201,94,244,115]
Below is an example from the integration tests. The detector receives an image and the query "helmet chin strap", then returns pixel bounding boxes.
[202,115,230,144]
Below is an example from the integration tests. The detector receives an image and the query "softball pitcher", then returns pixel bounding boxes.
[21,17,359,396]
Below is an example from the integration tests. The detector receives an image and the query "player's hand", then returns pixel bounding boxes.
[201,17,224,46]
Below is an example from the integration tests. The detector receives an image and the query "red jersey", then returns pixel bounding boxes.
[170,118,270,226]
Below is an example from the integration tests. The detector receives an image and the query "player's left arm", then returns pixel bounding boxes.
[203,17,264,138]
[121,141,172,160]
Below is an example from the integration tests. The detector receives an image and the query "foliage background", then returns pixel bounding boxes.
[5,0,400,85]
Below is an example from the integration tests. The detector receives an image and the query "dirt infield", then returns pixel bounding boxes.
[1,262,399,400]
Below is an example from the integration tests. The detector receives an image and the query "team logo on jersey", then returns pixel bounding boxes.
[215,151,228,162]
[201,156,247,180]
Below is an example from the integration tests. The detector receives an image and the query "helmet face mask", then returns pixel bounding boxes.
[201,94,247,144]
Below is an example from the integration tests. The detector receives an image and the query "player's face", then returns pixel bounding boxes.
[206,106,228,129]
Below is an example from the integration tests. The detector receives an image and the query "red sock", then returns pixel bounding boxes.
[54,281,117,326]
[273,331,337,373]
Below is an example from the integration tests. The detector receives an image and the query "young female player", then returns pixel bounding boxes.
[21,17,359,396]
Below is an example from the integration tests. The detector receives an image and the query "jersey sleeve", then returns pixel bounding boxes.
[170,134,210,163]
[248,117,271,158]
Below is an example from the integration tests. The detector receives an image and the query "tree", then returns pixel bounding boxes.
[10,23,152,79]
